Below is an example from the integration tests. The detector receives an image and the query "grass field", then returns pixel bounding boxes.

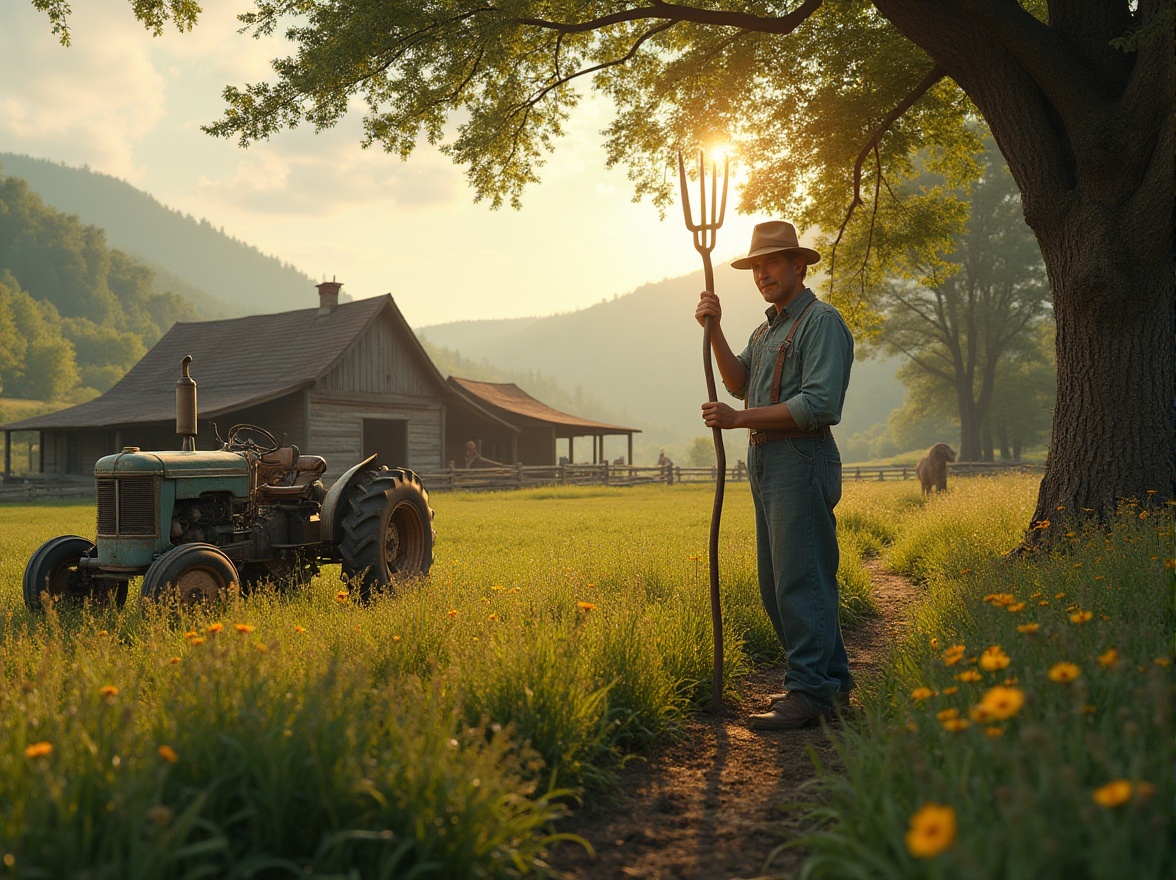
[0,477,1170,878]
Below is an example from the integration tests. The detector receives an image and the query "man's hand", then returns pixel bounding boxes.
[696,290,722,327]
[702,401,741,429]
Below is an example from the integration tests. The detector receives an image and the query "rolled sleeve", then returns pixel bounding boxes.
[782,312,853,431]
[726,345,752,400]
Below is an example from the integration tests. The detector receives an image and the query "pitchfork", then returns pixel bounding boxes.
[678,150,728,711]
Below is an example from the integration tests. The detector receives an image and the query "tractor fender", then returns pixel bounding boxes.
[321,454,379,546]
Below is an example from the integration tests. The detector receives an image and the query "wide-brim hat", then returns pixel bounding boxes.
[731,221,820,269]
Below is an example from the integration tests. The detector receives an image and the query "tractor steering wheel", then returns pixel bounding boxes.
[225,424,279,453]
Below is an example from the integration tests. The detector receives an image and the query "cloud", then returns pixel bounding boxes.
[194,133,462,216]
[0,5,167,181]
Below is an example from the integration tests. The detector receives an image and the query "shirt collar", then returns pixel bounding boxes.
[765,287,817,326]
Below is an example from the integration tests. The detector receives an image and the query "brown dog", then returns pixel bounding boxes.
[916,443,956,495]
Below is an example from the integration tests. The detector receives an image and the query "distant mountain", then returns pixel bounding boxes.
[418,265,905,452]
[0,153,320,316]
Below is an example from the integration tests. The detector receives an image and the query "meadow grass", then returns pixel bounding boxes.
[7,478,1162,878]
[790,480,1174,880]
[0,482,876,877]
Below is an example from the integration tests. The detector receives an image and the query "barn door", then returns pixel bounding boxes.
[362,418,408,467]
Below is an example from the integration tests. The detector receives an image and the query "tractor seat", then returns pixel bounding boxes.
[255,450,328,502]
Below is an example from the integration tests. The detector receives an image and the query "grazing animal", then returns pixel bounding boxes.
[916,443,956,495]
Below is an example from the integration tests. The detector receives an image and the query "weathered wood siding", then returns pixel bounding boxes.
[307,392,444,479]
[319,314,439,398]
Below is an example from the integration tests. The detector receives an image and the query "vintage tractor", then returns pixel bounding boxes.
[23,356,434,610]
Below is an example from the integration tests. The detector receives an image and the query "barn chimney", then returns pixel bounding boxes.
[317,278,341,314]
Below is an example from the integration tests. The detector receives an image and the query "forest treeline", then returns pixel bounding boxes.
[0,170,203,401]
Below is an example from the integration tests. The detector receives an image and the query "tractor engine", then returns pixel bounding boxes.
[170,495,236,546]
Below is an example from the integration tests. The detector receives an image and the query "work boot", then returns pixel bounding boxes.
[767,690,851,709]
[749,690,833,730]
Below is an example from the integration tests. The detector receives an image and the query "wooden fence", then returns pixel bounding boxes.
[0,460,1044,501]
[414,460,1044,492]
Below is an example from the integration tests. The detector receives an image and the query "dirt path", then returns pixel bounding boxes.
[546,560,919,880]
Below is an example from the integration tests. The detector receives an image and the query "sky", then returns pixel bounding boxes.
[1,1,765,329]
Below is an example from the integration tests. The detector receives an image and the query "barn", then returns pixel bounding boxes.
[447,377,638,467]
[1,282,516,481]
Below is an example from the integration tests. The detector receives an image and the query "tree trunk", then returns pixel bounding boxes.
[980,422,994,462]
[1028,224,1173,534]
[956,390,982,462]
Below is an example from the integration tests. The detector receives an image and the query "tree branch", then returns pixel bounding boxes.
[826,63,946,283]
[520,0,823,36]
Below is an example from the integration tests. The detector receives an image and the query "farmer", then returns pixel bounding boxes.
[695,220,854,730]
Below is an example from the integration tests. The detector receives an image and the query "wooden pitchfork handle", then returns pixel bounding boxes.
[677,151,728,711]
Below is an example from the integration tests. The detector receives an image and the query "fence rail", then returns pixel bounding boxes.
[0,460,1045,501]
[414,460,1044,492]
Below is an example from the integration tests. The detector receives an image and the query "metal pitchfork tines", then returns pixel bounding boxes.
[677,150,729,710]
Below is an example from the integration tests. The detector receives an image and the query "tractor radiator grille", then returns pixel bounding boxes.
[96,477,157,537]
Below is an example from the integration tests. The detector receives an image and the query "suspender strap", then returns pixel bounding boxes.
[770,299,818,405]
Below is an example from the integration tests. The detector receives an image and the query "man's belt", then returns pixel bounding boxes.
[748,426,831,446]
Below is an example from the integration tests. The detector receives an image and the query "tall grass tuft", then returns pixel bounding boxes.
[791,483,1174,880]
[0,480,888,875]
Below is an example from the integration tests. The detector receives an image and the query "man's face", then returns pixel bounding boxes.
[748,251,805,309]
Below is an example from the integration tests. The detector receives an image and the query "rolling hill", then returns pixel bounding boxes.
[418,264,905,455]
[0,153,319,316]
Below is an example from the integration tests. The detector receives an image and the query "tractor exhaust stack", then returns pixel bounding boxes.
[176,355,197,451]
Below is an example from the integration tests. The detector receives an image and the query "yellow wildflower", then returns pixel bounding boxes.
[1017,623,1040,634]
[1154,657,1172,667]
[955,670,982,683]
[98,685,119,698]
[1006,602,1026,613]
[169,656,180,664]
[294,626,306,634]
[184,631,199,640]
[976,685,1024,720]
[979,646,1011,671]
[189,637,206,646]
[24,742,53,759]
[157,745,179,764]
[1069,610,1093,624]
[942,686,959,695]
[576,601,597,611]
[984,726,1005,738]
[1098,649,1118,668]
[206,623,223,634]
[936,708,960,722]
[234,623,253,634]
[447,609,458,617]
[941,717,970,732]
[335,590,349,602]
[942,645,967,666]
[1048,662,1081,683]
[487,613,498,621]
[905,803,957,858]
[910,687,936,701]
[1091,780,1132,808]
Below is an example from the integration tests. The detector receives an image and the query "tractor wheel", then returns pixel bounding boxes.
[339,467,434,599]
[141,544,239,605]
[23,535,95,611]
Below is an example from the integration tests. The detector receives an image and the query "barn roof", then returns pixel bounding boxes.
[4,295,444,430]
[447,377,638,436]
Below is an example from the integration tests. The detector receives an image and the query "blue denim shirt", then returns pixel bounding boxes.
[726,288,854,432]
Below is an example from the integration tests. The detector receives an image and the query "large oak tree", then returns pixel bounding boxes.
[40,0,1174,544]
